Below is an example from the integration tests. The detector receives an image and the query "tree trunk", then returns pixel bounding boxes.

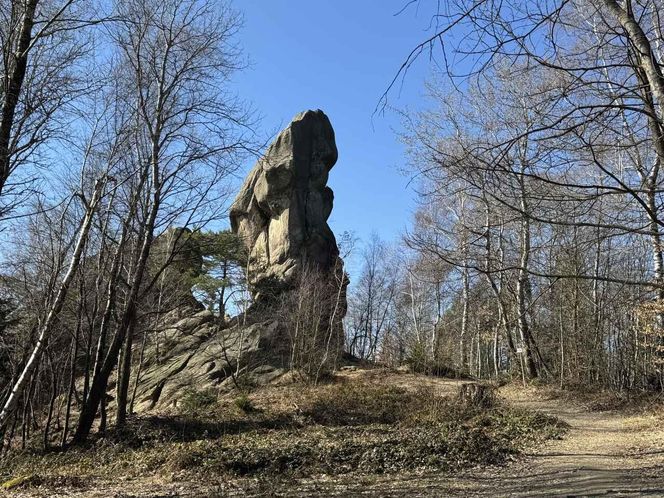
[516,166,538,379]
[115,320,136,427]
[74,162,161,443]
[0,181,103,429]
[460,263,470,373]
[129,325,149,415]
[0,0,39,196]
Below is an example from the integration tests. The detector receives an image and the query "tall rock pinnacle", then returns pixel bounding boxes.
[230,109,346,304]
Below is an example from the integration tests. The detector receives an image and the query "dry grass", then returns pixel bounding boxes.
[0,370,567,496]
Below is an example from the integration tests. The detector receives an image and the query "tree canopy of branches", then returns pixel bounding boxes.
[376,0,664,387]
[0,0,254,451]
[192,229,247,323]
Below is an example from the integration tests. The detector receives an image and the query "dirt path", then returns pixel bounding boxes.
[292,386,664,497]
[445,387,664,497]
[482,387,664,497]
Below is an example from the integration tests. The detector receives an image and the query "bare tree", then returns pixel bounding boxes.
[73,0,251,441]
[391,0,664,386]
[0,0,96,216]
[345,234,397,361]
[0,175,107,431]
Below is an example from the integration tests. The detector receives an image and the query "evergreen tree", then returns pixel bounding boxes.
[193,230,247,323]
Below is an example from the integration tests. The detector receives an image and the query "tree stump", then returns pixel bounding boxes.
[457,383,496,408]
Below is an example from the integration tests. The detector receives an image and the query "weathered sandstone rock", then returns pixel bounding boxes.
[230,109,344,302]
[131,110,348,411]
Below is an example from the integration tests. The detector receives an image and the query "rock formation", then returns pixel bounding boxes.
[131,110,348,411]
[131,309,286,412]
[230,109,345,303]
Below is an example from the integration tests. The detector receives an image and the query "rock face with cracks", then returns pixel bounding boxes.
[230,109,345,303]
[131,310,286,412]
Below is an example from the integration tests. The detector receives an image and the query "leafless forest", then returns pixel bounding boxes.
[349,0,664,389]
[0,1,663,496]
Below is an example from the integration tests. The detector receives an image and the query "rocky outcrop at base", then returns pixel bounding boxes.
[132,310,287,411]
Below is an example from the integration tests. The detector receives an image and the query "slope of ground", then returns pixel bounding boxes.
[2,370,662,497]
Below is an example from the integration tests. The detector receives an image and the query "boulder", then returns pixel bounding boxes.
[132,312,288,411]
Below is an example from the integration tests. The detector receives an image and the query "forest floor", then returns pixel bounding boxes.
[300,384,664,497]
[1,370,663,497]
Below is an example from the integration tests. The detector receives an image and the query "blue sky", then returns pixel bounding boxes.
[231,1,434,249]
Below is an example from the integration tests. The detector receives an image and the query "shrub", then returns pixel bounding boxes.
[234,394,256,413]
[279,264,346,383]
[302,383,419,426]
[178,388,218,415]
[404,345,464,378]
